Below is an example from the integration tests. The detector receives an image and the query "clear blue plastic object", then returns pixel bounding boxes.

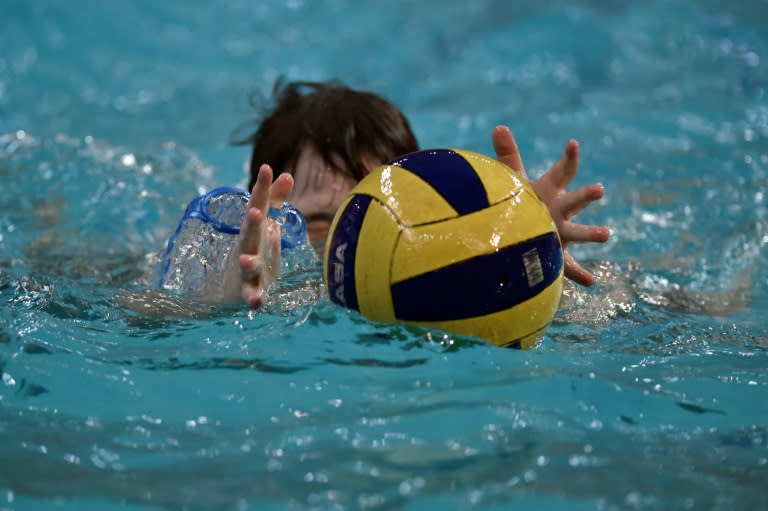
[268,201,308,250]
[157,187,307,292]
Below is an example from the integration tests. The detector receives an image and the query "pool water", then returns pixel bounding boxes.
[1,1,767,510]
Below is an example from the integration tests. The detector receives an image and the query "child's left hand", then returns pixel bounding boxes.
[236,164,294,307]
[492,125,610,286]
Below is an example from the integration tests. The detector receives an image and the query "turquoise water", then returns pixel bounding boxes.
[1,1,767,510]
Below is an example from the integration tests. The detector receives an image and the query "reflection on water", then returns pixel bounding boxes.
[1,376,766,510]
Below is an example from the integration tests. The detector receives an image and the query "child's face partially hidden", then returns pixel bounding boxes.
[287,144,376,248]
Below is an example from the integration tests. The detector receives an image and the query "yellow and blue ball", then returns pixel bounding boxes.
[323,148,563,349]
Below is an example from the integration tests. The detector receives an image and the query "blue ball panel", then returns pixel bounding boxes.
[391,232,562,321]
[326,195,372,311]
[390,149,490,215]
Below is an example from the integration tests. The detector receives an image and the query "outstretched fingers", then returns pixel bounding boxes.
[563,251,597,287]
[239,201,266,257]
[235,164,295,309]
[560,183,605,220]
[238,206,266,305]
[492,125,528,178]
[270,172,294,209]
[240,233,280,306]
[242,284,267,307]
[239,207,282,308]
[491,127,611,287]
[559,222,611,244]
[546,139,580,190]
[248,164,273,212]
[240,164,273,255]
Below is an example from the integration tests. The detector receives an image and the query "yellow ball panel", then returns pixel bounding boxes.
[391,189,557,284]
[354,200,400,322]
[352,164,458,227]
[452,148,526,205]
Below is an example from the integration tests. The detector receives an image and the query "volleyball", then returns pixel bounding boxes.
[323,148,564,348]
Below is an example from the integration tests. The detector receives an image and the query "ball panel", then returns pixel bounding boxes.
[391,189,558,283]
[390,149,489,215]
[408,275,563,348]
[353,164,457,226]
[324,194,372,311]
[390,231,563,321]
[453,149,526,205]
[354,200,400,322]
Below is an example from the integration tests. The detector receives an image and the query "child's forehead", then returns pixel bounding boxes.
[294,143,379,178]
[295,144,342,172]
[291,144,348,194]
[291,143,381,191]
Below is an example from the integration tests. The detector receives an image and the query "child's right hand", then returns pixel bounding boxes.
[237,164,294,307]
[492,125,610,286]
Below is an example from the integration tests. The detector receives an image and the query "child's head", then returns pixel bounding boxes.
[239,80,419,190]
[236,79,419,244]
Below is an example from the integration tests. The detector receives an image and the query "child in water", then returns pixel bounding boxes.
[224,80,610,308]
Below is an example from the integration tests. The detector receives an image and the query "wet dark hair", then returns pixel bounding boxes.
[234,79,419,190]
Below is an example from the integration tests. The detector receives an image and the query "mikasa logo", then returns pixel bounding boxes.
[332,242,348,305]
